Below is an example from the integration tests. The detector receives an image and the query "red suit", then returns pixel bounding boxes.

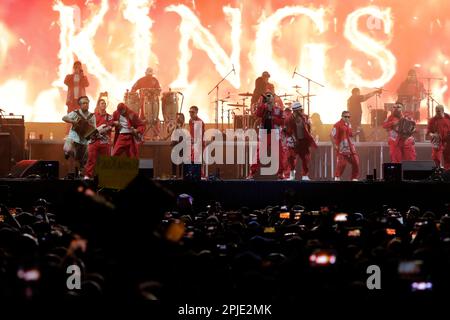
[84,112,113,178]
[383,113,416,163]
[331,120,360,180]
[64,73,89,113]
[112,104,146,158]
[250,100,284,176]
[189,117,205,163]
[285,113,317,177]
[427,113,450,169]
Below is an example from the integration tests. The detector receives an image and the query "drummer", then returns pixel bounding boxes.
[131,67,161,124]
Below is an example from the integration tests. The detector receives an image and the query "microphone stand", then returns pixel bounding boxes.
[292,70,324,115]
[208,67,235,129]
[420,76,444,118]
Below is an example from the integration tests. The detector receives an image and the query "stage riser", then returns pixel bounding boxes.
[27,140,434,180]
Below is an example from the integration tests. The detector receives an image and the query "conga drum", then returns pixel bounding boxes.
[161,91,179,122]
[140,88,160,123]
[124,90,140,114]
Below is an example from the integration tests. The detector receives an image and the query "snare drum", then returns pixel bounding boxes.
[124,90,140,114]
[161,91,179,122]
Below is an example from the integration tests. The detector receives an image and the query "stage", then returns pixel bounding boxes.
[1,178,449,214]
[25,138,434,180]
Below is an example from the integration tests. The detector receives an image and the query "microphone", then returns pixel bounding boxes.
[177,92,183,96]
[292,67,296,79]
[232,64,236,75]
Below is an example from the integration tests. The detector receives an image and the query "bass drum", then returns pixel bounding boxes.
[234,115,258,130]
[161,91,179,122]
[124,91,140,114]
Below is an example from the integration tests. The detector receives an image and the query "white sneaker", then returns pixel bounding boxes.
[289,170,296,181]
[334,177,341,181]
[302,176,310,181]
[352,178,358,181]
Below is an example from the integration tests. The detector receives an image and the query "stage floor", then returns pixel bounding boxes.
[1,178,449,214]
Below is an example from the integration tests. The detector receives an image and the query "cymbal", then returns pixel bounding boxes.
[227,103,246,107]
[278,93,293,97]
[238,92,253,97]
[292,85,302,89]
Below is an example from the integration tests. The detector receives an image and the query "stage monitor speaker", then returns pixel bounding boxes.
[0,115,25,165]
[183,164,201,181]
[0,133,11,177]
[383,162,402,182]
[402,160,435,181]
[10,160,59,179]
[138,159,154,178]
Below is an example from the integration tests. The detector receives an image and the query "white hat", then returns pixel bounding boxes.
[292,102,303,110]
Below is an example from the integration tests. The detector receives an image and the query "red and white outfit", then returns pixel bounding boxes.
[427,113,450,169]
[285,113,317,179]
[383,113,416,163]
[250,100,284,177]
[189,117,205,163]
[331,119,360,180]
[84,112,113,178]
[112,104,146,158]
[64,73,89,114]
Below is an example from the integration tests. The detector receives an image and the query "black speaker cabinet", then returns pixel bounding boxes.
[0,115,25,165]
[0,132,11,177]
[402,160,435,180]
[10,160,59,179]
[383,162,402,182]
[138,159,154,178]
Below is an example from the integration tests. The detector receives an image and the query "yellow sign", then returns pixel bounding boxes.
[96,156,139,190]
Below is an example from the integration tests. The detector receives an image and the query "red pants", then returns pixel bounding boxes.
[85,141,110,178]
[335,153,360,180]
[432,143,450,170]
[112,134,139,158]
[250,136,283,176]
[285,148,311,176]
[388,138,416,163]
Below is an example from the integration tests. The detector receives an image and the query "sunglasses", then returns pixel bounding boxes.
[343,116,351,118]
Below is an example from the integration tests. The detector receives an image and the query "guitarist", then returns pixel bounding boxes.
[112,103,146,158]
[62,96,95,177]
[84,98,114,179]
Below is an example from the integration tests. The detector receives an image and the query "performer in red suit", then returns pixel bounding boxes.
[64,61,89,114]
[383,102,416,163]
[248,91,284,179]
[112,103,146,158]
[331,111,360,181]
[131,67,161,119]
[285,102,317,181]
[427,105,450,169]
[281,107,293,179]
[84,98,114,179]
